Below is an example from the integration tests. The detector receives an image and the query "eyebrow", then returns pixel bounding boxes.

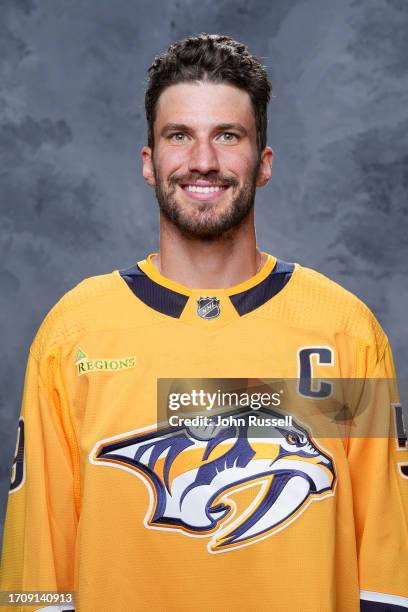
[161,123,191,135]
[160,122,249,136]
[215,123,248,135]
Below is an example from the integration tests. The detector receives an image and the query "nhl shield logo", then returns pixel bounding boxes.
[197,296,221,320]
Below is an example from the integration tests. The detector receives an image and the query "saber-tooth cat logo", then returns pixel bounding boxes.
[90,408,336,553]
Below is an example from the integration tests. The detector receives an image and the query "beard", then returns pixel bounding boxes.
[153,164,259,241]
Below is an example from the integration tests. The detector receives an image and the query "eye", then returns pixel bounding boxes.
[169,132,188,143]
[217,132,239,143]
[287,433,298,445]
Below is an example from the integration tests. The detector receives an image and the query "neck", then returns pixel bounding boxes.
[152,209,263,289]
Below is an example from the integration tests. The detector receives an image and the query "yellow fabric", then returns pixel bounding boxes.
[0,253,407,612]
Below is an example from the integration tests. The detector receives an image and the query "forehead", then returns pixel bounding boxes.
[154,81,255,132]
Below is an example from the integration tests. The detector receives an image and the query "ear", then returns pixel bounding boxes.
[141,146,156,187]
[256,146,273,187]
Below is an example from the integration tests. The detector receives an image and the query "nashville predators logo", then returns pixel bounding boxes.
[90,409,336,554]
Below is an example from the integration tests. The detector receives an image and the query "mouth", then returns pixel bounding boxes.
[178,182,230,201]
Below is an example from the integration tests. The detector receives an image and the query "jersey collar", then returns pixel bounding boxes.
[137,252,276,297]
[118,252,294,328]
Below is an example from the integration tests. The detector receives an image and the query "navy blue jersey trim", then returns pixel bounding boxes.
[229,259,295,316]
[361,600,407,611]
[119,264,188,318]
[119,259,295,318]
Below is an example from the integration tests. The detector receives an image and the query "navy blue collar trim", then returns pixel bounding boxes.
[119,264,188,318]
[230,259,294,316]
[118,259,295,319]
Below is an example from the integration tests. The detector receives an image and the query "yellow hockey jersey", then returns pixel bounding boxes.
[1,252,407,612]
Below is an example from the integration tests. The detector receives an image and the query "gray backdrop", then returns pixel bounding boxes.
[1,0,407,547]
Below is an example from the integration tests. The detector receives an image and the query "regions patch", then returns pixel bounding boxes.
[75,348,136,376]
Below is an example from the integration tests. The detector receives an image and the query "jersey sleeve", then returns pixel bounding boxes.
[347,341,408,611]
[0,347,78,612]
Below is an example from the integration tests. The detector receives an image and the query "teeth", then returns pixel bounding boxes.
[184,185,225,193]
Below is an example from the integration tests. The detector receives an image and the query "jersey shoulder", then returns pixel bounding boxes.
[30,270,157,361]
[267,262,388,355]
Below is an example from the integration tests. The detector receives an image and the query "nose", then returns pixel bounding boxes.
[188,138,220,175]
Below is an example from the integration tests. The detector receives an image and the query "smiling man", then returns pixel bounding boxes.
[1,34,407,612]
[144,81,270,246]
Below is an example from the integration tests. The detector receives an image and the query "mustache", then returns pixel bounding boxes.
[168,173,239,187]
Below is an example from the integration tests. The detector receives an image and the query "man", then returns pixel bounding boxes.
[0,34,407,612]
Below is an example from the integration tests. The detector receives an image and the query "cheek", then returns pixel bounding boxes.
[155,148,187,177]
[222,149,257,178]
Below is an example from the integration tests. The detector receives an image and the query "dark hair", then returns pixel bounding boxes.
[145,34,272,153]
